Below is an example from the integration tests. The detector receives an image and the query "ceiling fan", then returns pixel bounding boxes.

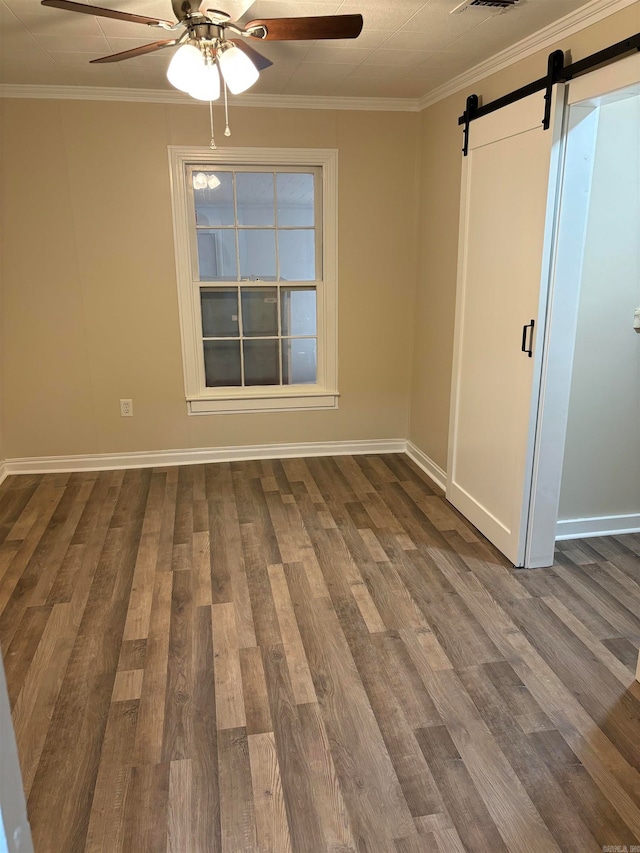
[40,0,364,100]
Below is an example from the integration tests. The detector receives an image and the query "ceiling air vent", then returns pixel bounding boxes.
[451,0,519,12]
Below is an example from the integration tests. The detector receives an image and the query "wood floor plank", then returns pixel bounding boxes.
[192,529,212,607]
[419,539,640,826]
[3,604,52,708]
[162,568,196,761]
[295,701,359,853]
[240,645,273,735]
[1,455,639,852]
[284,561,417,851]
[543,594,640,691]
[510,597,640,772]
[84,699,138,853]
[554,561,640,639]
[347,627,446,820]
[212,601,246,731]
[603,636,640,672]
[133,569,173,765]
[191,603,221,852]
[533,728,640,849]
[121,762,170,853]
[12,603,76,796]
[167,758,192,853]
[112,668,144,702]
[28,469,152,853]
[518,566,622,640]
[415,724,509,853]
[239,520,283,648]
[0,478,41,546]
[117,638,147,672]
[248,731,293,853]
[0,483,66,644]
[261,643,327,853]
[122,470,167,641]
[458,663,601,852]
[411,664,562,852]
[375,631,442,729]
[267,563,317,705]
[218,727,258,852]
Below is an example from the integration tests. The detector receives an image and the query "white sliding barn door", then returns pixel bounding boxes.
[448,89,565,566]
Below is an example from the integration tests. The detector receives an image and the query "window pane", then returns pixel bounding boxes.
[241,287,278,337]
[277,173,314,226]
[204,340,241,386]
[236,173,274,226]
[238,230,276,280]
[281,287,316,336]
[278,230,315,281]
[282,338,317,385]
[244,339,280,386]
[194,172,234,226]
[197,230,237,280]
[201,289,238,337]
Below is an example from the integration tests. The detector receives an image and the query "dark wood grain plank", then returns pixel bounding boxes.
[218,727,258,852]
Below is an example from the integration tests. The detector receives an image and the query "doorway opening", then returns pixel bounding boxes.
[527,56,640,567]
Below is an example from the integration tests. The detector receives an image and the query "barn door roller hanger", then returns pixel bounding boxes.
[459,31,640,155]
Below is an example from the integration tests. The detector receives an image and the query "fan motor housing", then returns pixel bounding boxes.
[186,20,223,40]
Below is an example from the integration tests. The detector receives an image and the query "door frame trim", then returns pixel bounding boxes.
[525,51,640,567]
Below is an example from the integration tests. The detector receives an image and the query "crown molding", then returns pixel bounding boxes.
[417,0,639,110]
[0,0,635,113]
[0,83,419,112]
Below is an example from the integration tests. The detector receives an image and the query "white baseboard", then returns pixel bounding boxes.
[556,513,640,540]
[3,438,407,477]
[405,441,447,492]
[2,437,451,495]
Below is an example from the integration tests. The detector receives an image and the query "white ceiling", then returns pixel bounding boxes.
[0,0,598,99]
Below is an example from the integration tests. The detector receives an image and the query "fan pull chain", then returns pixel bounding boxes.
[209,98,216,150]
[224,79,231,137]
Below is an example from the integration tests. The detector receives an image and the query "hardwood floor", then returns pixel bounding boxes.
[1,454,639,853]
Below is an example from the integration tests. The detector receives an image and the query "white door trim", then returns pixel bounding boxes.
[526,52,640,567]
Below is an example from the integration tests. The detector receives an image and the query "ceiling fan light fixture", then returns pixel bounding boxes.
[218,43,259,94]
[188,60,221,101]
[167,42,204,92]
[193,171,221,189]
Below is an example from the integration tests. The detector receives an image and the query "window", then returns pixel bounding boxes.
[169,147,338,414]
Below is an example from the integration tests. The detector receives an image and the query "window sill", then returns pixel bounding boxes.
[187,389,339,415]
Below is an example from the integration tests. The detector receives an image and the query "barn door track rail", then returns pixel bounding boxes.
[459,31,640,154]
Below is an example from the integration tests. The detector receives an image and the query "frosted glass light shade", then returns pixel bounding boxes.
[188,62,221,101]
[218,45,259,94]
[167,44,204,93]
[192,172,221,190]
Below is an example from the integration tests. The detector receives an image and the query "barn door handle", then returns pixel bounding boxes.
[521,319,535,357]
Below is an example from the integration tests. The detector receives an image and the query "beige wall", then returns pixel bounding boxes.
[409,2,640,472]
[0,100,418,458]
[559,93,640,520]
[2,4,639,465]
[0,223,4,468]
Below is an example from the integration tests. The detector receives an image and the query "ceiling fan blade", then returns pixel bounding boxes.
[90,38,179,62]
[41,0,173,26]
[229,39,273,70]
[245,14,363,41]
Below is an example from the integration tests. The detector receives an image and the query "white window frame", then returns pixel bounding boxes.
[168,146,338,415]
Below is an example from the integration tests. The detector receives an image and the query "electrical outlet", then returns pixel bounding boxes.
[120,399,133,417]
